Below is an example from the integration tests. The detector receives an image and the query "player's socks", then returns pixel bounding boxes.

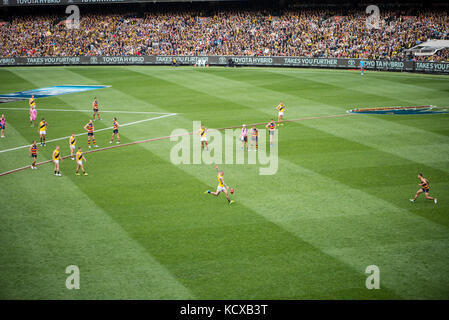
[409,199,415,203]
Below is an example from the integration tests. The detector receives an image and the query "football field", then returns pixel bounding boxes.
[0,66,448,299]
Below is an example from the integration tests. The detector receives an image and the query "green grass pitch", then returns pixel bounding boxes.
[0,66,448,299]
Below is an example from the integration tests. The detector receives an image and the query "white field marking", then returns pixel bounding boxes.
[0,107,175,115]
[0,113,177,154]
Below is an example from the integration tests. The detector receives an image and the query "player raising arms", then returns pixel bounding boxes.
[84,120,98,149]
[250,125,258,151]
[199,124,208,150]
[75,147,88,176]
[0,114,5,138]
[276,102,286,125]
[92,97,101,121]
[52,145,62,176]
[204,165,235,205]
[265,119,276,146]
[29,140,38,169]
[240,124,248,151]
[38,118,48,146]
[110,117,120,144]
[29,95,37,127]
[410,173,437,204]
[69,133,76,160]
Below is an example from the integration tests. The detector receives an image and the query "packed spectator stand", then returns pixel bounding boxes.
[0,4,448,62]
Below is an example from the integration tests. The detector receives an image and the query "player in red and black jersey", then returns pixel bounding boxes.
[410,173,437,204]
[29,140,38,169]
[110,117,120,144]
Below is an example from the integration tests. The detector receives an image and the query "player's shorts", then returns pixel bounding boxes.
[251,136,257,141]
[421,188,430,193]
[39,130,46,135]
[200,137,207,142]
[113,129,118,134]
[32,154,37,158]
[88,132,94,137]
[269,130,275,135]
[216,185,226,193]
[30,115,36,121]
[278,112,284,116]
[241,136,248,142]
[53,160,59,164]
[0,124,4,129]
[70,145,76,150]
[93,108,99,112]
[77,160,83,166]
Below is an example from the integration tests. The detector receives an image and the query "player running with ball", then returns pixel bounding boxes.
[205,165,235,205]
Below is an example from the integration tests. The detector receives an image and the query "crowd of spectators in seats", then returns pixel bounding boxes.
[1,9,447,61]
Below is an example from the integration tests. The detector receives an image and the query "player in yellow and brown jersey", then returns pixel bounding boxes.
[110,117,120,144]
[198,124,208,150]
[410,173,437,204]
[75,147,88,176]
[204,164,235,204]
[52,145,62,176]
[69,133,76,160]
[29,95,36,109]
[276,102,286,125]
[84,120,98,148]
[38,118,48,146]
[92,97,101,121]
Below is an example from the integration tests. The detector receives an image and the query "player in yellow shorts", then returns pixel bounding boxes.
[276,102,286,125]
[198,124,208,150]
[75,147,88,176]
[38,118,48,146]
[69,133,76,160]
[204,164,234,204]
[52,145,62,176]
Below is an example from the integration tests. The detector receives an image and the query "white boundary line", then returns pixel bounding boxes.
[0,113,177,154]
[0,107,175,115]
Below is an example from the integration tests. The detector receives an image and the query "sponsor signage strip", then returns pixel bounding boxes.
[0,56,447,74]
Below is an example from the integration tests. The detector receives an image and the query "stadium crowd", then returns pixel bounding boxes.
[0,9,448,61]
